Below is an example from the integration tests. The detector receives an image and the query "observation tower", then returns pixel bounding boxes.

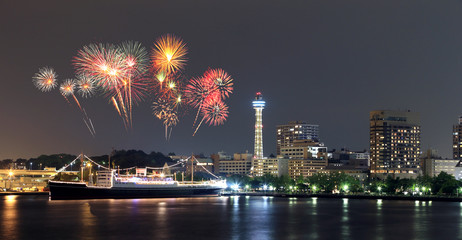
[252,92,265,159]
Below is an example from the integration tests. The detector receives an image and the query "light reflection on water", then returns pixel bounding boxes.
[1,195,462,240]
[1,195,18,240]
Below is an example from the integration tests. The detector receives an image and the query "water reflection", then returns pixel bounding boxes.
[2,196,462,239]
[1,195,18,239]
[341,198,350,239]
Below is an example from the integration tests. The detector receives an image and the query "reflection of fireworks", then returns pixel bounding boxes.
[76,74,95,98]
[151,34,187,74]
[33,67,58,92]
[204,68,233,99]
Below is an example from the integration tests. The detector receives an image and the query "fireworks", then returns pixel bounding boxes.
[74,43,127,91]
[76,74,95,98]
[33,34,233,140]
[152,99,179,140]
[60,79,75,96]
[204,68,233,99]
[33,67,58,92]
[119,41,149,77]
[151,34,187,74]
[202,99,229,126]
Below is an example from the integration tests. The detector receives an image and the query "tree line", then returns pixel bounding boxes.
[0,150,175,170]
[226,171,462,196]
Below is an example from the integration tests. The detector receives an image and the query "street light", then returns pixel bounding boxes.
[30,162,32,170]
[343,185,349,193]
[377,186,382,194]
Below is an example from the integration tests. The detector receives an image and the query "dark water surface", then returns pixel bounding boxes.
[1,195,462,240]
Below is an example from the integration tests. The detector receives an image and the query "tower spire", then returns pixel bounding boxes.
[252,92,265,159]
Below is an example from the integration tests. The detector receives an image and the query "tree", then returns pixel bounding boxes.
[432,172,458,195]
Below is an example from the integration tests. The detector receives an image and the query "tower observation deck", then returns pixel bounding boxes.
[252,92,265,159]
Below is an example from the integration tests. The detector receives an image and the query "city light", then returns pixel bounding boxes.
[232,184,239,191]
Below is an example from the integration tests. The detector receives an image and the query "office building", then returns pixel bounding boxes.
[370,110,421,179]
[277,121,319,155]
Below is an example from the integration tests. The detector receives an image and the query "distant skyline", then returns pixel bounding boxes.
[1,1,462,160]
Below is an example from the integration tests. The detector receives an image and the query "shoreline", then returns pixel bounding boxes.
[0,191,49,196]
[1,191,461,202]
[222,192,462,202]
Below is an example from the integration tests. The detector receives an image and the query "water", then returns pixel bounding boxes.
[1,195,462,240]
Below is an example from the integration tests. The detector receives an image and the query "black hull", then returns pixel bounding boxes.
[49,181,223,200]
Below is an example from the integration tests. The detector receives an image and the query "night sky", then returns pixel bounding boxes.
[1,1,462,160]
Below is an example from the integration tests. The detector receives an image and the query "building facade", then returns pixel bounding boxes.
[218,152,253,176]
[276,121,319,155]
[288,159,328,179]
[252,158,279,177]
[453,117,462,159]
[370,110,421,179]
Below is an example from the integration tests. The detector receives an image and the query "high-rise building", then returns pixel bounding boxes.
[253,92,265,159]
[276,121,319,155]
[453,117,462,159]
[370,110,421,179]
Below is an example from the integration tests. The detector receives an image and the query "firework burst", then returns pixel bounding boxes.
[151,34,187,74]
[152,99,179,140]
[204,68,233,99]
[33,67,58,92]
[60,79,76,97]
[74,43,127,91]
[193,99,229,136]
[76,74,96,98]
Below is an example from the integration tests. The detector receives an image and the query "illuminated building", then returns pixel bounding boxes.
[276,121,319,155]
[253,92,265,159]
[282,140,328,179]
[421,150,459,178]
[217,152,253,176]
[453,116,462,159]
[252,158,288,177]
[370,110,421,179]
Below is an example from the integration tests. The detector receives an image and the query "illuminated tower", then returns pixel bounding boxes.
[253,92,265,159]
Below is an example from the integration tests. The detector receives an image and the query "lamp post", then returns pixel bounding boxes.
[30,162,32,170]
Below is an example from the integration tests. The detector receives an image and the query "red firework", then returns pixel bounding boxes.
[201,99,229,126]
[203,68,233,99]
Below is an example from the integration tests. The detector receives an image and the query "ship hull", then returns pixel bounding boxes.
[49,181,224,200]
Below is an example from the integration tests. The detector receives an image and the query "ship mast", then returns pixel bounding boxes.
[80,153,84,182]
[191,154,194,184]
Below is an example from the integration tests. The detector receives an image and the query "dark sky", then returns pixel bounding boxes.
[1,0,462,160]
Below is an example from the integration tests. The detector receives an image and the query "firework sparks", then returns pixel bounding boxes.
[151,34,187,74]
[152,99,179,140]
[193,99,229,136]
[119,41,149,77]
[74,43,127,91]
[60,79,75,97]
[204,68,233,99]
[33,67,58,92]
[76,74,95,98]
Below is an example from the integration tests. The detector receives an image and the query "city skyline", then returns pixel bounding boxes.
[1,1,462,160]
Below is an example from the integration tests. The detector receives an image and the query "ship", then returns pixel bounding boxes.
[49,170,227,200]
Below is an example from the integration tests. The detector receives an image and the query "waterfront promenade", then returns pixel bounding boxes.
[222,192,462,202]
